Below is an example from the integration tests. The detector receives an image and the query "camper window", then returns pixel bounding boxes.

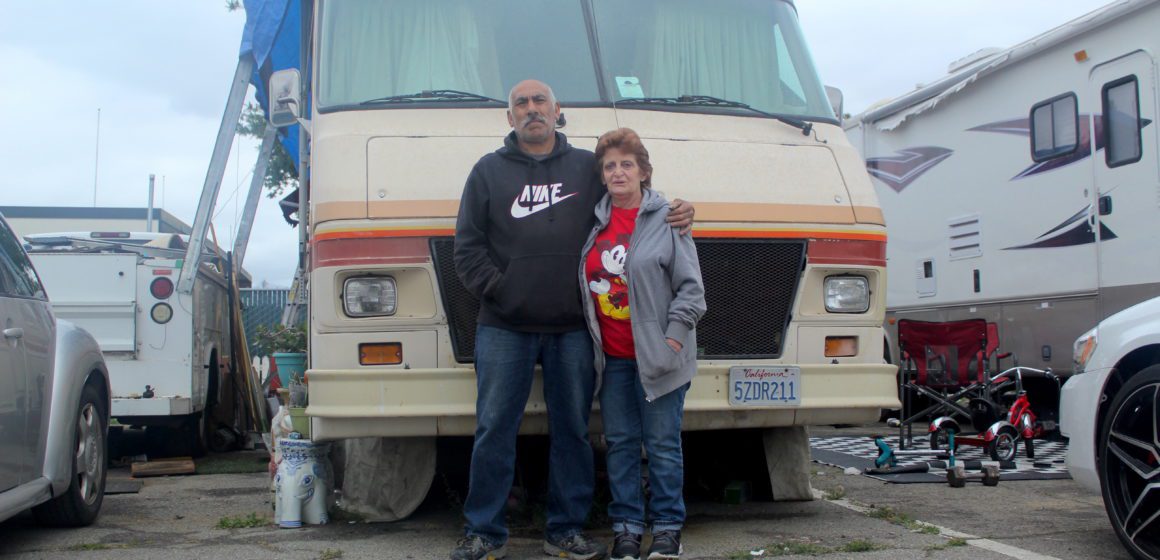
[1102,76,1142,168]
[1029,93,1078,162]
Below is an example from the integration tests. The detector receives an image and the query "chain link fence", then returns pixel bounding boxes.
[240,288,301,357]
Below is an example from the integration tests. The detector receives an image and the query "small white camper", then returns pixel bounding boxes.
[846,0,1160,377]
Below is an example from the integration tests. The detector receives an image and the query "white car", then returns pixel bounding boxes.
[1061,297,1160,560]
[0,213,110,526]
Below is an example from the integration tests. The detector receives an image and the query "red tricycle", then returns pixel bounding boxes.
[928,366,1059,462]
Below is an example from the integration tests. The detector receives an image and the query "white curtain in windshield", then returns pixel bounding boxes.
[321,0,499,106]
[644,0,781,107]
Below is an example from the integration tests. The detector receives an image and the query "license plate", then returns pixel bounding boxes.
[728,366,801,406]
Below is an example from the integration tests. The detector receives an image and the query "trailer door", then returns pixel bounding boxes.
[1090,51,1160,319]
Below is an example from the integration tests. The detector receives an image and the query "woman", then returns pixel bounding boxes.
[579,128,706,560]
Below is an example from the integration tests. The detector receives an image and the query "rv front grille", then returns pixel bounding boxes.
[429,237,806,362]
[430,237,481,362]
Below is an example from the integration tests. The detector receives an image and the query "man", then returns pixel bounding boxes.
[451,80,693,560]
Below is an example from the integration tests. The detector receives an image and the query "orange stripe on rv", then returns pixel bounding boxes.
[312,237,431,270]
[693,229,886,242]
[313,228,455,241]
[807,238,886,267]
[311,228,886,269]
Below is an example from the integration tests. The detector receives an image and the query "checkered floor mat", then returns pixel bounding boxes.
[809,435,1071,483]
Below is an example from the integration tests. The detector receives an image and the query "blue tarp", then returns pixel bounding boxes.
[240,0,304,168]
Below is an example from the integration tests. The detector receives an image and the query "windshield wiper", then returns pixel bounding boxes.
[360,89,506,106]
[615,95,813,135]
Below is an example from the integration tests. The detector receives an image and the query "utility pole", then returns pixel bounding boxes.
[147,174,156,232]
[93,108,101,207]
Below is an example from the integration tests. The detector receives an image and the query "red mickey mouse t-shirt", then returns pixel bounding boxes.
[584,206,638,358]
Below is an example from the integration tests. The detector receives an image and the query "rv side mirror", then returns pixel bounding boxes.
[269,69,302,129]
[824,85,844,122]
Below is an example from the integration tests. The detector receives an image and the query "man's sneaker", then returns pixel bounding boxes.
[610,531,643,560]
[646,530,682,559]
[451,535,507,560]
[543,532,607,560]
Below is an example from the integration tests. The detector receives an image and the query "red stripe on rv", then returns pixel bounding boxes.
[807,238,886,267]
[312,237,431,270]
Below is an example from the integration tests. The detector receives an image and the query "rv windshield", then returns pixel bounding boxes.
[317,0,601,110]
[591,0,833,120]
[318,0,833,121]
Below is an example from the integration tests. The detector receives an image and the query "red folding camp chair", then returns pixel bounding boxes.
[984,322,1016,373]
[896,318,989,448]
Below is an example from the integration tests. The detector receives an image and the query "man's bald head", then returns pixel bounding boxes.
[508,79,557,111]
[506,79,561,154]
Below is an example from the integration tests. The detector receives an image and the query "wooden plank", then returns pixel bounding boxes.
[131,457,196,477]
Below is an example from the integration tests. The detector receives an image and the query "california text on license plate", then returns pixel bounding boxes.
[728,366,801,406]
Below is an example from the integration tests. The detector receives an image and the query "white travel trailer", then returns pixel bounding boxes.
[845,0,1160,380]
[25,232,235,456]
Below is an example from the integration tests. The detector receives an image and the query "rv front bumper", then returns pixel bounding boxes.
[305,362,899,441]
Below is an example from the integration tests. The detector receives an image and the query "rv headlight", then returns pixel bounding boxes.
[1073,327,1098,374]
[343,276,397,317]
[824,276,869,313]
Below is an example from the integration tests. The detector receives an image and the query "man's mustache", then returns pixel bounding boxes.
[521,114,547,127]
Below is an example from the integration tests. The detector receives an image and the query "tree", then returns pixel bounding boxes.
[238,102,299,198]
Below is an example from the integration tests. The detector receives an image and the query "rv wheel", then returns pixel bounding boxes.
[332,436,436,522]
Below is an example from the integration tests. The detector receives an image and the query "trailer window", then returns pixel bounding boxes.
[1029,93,1078,162]
[1102,76,1142,168]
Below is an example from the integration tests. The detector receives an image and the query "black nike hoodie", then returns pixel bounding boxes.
[454,131,603,332]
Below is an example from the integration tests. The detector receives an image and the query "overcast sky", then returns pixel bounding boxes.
[0,1,1109,287]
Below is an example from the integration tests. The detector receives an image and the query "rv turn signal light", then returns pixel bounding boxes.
[359,342,403,365]
[824,336,858,357]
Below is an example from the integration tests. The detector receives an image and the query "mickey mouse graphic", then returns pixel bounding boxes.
[589,236,631,320]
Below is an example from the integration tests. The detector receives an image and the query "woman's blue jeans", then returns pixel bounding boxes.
[600,355,687,535]
[462,325,596,545]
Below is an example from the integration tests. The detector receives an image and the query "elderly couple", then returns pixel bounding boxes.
[450,79,706,560]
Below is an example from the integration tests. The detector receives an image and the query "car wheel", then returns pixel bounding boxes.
[987,426,1019,462]
[32,383,107,527]
[1098,365,1160,560]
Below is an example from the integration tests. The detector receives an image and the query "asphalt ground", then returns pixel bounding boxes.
[0,424,1130,560]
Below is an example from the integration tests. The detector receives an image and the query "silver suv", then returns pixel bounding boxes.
[0,213,110,526]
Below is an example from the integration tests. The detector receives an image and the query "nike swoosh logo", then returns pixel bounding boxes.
[510,191,578,218]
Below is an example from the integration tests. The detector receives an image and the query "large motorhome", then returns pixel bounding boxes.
[252,0,896,517]
[845,0,1160,377]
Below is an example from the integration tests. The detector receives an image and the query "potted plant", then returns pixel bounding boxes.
[253,323,307,388]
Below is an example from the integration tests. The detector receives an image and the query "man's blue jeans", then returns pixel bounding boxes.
[600,355,688,535]
[463,324,596,545]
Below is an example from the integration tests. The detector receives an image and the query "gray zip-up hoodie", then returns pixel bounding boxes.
[578,188,707,401]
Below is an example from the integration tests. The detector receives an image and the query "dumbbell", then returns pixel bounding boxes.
[946,464,1000,488]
